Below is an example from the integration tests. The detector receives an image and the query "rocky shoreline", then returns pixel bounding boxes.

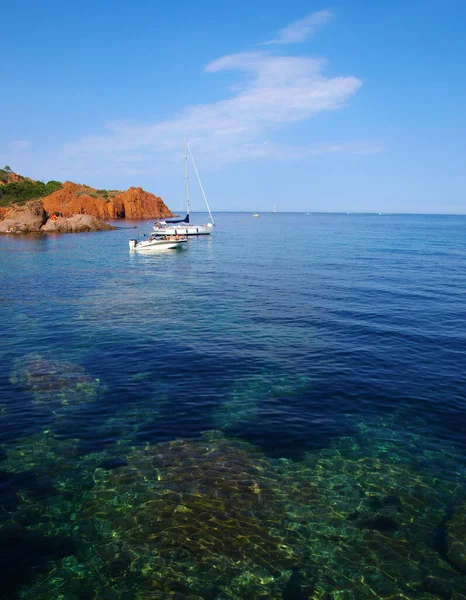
[0,199,116,234]
[0,170,174,234]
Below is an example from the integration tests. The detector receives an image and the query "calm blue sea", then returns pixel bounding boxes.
[1,212,466,599]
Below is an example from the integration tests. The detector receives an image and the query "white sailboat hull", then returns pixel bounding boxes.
[152,223,213,236]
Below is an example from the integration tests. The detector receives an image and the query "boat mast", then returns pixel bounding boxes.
[186,139,215,226]
[184,137,190,216]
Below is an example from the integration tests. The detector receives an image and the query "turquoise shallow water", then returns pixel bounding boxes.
[1,212,466,599]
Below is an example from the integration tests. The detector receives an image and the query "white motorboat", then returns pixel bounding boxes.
[129,234,187,252]
[152,138,215,237]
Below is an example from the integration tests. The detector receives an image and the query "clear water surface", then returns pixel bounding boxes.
[1,212,465,599]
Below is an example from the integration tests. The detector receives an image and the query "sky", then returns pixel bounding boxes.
[1,0,466,214]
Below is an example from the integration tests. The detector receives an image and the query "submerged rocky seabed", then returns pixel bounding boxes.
[1,355,465,599]
[10,353,104,410]
[1,404,466,598]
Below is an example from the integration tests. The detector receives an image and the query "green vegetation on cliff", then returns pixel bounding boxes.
[0,170,62,207]
[0,166,13,182]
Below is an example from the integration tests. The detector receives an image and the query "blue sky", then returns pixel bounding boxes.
[2,0,466,213]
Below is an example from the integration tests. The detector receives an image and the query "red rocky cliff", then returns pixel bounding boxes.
[42,182,173,220]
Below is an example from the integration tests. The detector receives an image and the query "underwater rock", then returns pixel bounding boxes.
[212,373,311,430]
[4,420,466,599]
[0,526,75,600]
[274,424,466,599]
[79,431,296,598]
[97,402,171,446]
[10,353,103,408]
[97,458,128,471]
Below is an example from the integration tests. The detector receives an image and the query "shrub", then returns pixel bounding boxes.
[0,179,62,207]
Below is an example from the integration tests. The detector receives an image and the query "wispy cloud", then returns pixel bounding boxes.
[64,51,362,170]
[262,10,333,46]
[197,140,383,164]
[38,11,379,178]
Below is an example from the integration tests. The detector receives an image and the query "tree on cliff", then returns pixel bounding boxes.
[4,166,12,172]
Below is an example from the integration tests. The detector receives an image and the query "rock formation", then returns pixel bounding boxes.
[42,182,173,220]
[0,199,115,234]
[0,199,47,233]
[0,170,174,234]
[41,214,115,233]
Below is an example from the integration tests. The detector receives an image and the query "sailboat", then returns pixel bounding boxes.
[273,204,276,214]
[152,138,215,236]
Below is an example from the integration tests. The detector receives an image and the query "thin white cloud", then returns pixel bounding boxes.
[29,11,380,179]
[262,10,333,46]
[64,52,362,170]
[200,140,383,165]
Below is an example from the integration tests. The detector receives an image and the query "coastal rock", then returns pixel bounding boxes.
[42,182,173,220]
[0,199,46,233]
[0,199,114,234]
[41,214,115,233]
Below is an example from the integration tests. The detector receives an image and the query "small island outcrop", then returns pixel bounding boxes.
[0,167,174,234]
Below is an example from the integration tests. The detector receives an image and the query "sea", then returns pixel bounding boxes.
[0,211,465,599]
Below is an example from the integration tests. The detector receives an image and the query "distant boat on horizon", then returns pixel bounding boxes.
[273,204,276,214]
[253,213,260,218]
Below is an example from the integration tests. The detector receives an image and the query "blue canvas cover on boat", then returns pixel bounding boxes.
[157,214,190,224]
